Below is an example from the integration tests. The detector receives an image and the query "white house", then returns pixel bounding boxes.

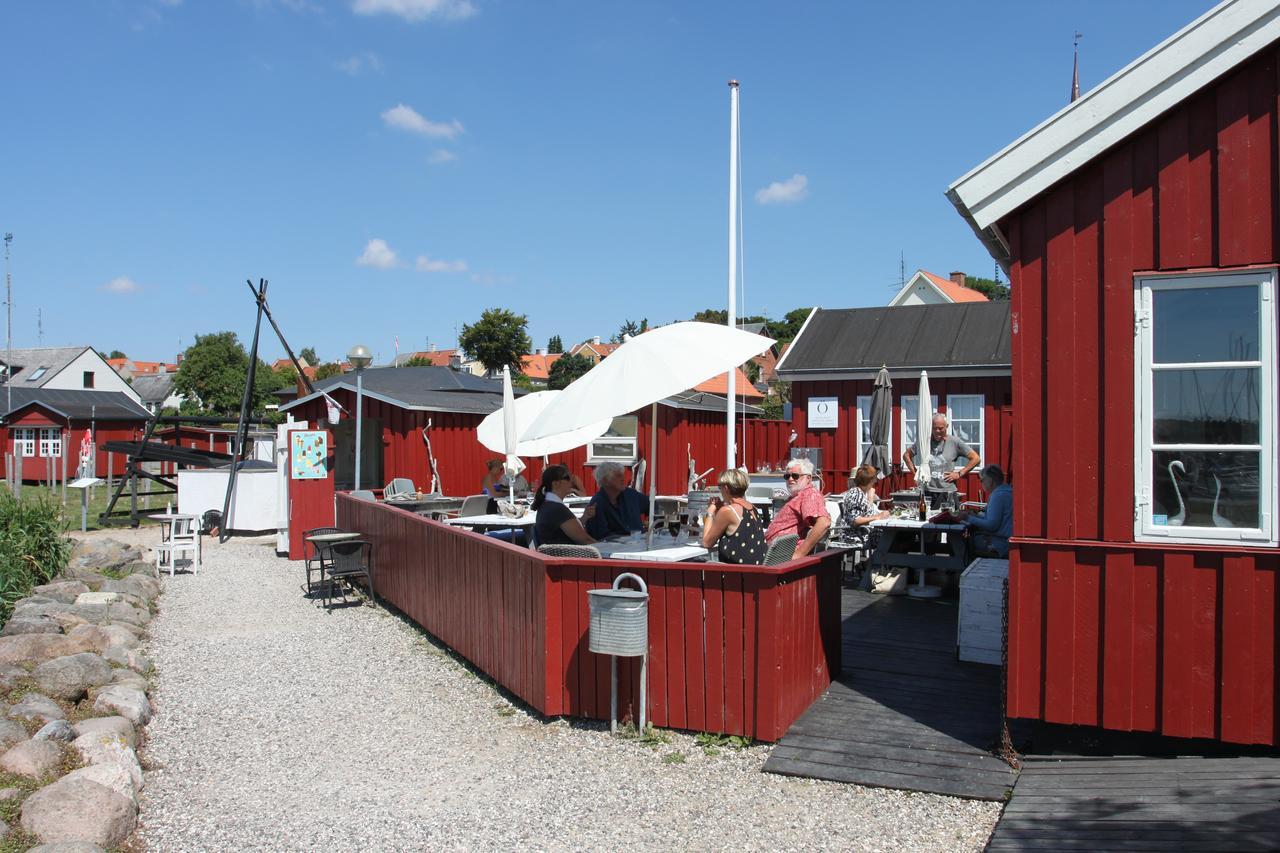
[0,347,142,404]
[888,269,990,307]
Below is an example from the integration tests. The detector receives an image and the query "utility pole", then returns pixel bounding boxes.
[4,233,12,420]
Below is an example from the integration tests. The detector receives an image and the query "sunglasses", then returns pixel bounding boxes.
[783,472,805,481]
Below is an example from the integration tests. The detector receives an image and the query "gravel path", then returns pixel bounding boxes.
[135,536,1000,851]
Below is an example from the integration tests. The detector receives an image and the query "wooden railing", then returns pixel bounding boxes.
[337,494,842,741]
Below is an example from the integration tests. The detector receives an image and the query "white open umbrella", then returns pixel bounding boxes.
[500,367,526,508]
[521,322,775,546]
[477,390,611,457]
[915,370,932,488]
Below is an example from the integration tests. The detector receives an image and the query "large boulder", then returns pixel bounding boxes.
[0,634,81,667]
[69,733,142,793]
[9,693,66,724]
[60,765,136,806]
[96,576,159,604]
[90,686,149,726]
[63,625,139,655]
[0,739,63,778]
[106,669,146,692]
[34,720,75,743]
[30,582,91,604]
[33,654,112,702]
[0,719,29,748]
[70,717,134,749]
[105,603,149,627]
[1,618,64,637]
[67,539,143,573]
[28,843,108,853]
[0,666,27,690]
[20,776,136,847]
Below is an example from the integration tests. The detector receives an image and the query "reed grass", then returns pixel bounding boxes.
[0,491,71,624]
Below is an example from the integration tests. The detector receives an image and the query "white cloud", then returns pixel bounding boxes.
[356,238,400,269]
[755,173,809,205]
[381,104,463,139]
[427,148,458,165]
[336,51,383,75]
[352,0,476,22]
[415,254,468,273]
[102,276,141,295]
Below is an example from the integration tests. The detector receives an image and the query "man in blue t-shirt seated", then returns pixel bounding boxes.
[583,461,649,539]
[956,464,1013,558]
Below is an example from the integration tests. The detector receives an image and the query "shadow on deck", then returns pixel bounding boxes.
[762,587,1015,800]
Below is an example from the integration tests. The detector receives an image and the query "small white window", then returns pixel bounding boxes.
[26,367,47,382]
[855,395,871,467]
[1135,268,1276,544]
[587,415,638,464]
[900,394,938,458]
[38,428,62,458]
[946,395,984,469]
[12,428,35,457]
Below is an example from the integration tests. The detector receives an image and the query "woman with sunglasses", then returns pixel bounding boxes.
[764,458,831,560]
[532,464,598,547]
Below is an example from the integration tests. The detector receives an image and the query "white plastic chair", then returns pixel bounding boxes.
[458,494,492,518]
[384,478,416,499]
[156,516,200,577]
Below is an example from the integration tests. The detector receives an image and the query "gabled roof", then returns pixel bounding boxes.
[2,388,152,422]
[888,270,989,307]
[280,366,514,415]
[131,372,177,405]
[947,0,1280,267]
[777,302,1011,379]
[520,353,562,381]
[387,349,458,368]
[664,390,764,417]
[0,346,93,386]
[692,368,765,400]
[570,340,620,359]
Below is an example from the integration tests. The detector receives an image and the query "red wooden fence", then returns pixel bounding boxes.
[336,494,842,741]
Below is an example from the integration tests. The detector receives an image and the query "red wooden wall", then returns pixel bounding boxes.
[790,377,1013,499]
[999,42,1280,744]
[336,495,842,740]
[291,390,792,498]
[1,413,142,482]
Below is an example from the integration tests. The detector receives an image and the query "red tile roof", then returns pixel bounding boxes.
[403,349,457,367]
[520,353,562,381]
[694,367,764,400]
[921,270,989,303]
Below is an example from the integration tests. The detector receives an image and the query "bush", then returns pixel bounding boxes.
[0,492,70,624]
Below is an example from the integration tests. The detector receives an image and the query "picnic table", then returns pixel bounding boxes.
[865,516,968,575]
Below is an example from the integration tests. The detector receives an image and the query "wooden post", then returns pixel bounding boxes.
[61,433,67,504]
[107,452,113,491]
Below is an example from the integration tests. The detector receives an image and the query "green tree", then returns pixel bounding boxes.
[772,308,812,344]
[547,353,594,390]
[459,308,533,375]
[611,318,649,343]
[961,274,1010,301]
[299,346,318,366]
[314,362,344,380]
[547,335,564,354]
[173,332,284,415]
[744,359,761,384]
[401,356,434,367]
[106,349,126,360]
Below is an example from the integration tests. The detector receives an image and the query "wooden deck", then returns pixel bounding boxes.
[988,755,1280,851]
[763,588,1015,800]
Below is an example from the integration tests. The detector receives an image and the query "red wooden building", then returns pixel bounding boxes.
[1,389,150,481]
[949,0,1280,746]
[777,302,1013,499]
[281,367,790,497]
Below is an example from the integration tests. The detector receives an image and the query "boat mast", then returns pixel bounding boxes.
[726,79,739,471]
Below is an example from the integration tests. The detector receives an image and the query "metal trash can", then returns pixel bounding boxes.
[588,573,649,733]
[588,588,649,657]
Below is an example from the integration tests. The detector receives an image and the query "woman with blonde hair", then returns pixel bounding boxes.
[701,469,767,565]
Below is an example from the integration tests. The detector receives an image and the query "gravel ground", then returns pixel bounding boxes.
[128,534,1000,851]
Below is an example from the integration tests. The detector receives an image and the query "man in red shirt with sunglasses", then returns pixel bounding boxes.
[765,458,831,560]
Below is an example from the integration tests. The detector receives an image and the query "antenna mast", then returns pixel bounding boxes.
[37,309,42,345]
[4,233,12,419]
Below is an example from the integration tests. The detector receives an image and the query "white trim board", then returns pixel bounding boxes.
[948,0,1280,237]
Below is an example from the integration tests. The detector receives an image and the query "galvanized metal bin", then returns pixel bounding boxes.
[588,588,649,657]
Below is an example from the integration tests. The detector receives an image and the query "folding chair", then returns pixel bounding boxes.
[323,539,375,609]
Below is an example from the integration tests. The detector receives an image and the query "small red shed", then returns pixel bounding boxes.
[777,302,1013,498]
[1,389,151,482]
[949,0,1280,746]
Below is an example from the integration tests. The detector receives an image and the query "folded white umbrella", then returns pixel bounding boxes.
[520,322,775,547]
[916,369,932,488]
[500,366,526,479]
[477,389,612,457]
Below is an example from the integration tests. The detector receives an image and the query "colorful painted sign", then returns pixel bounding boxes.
[290,431,327,480]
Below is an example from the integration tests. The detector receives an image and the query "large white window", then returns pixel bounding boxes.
[11,428,35,457]
[946,395,985,469]
[900,394,938,458]
[1135,268,1276,544]
[587,415,638,464]
[38,428,61,458]
[856,395,871,466]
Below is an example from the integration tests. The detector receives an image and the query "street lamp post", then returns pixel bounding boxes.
[347,344,372,490]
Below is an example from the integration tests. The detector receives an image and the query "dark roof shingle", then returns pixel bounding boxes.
[2,389,152,421]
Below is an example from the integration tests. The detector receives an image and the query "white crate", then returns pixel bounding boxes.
[958,558,1008,666]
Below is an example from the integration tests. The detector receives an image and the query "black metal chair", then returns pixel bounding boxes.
[303,527,344,593]
[323,539,375,609]
[536,543,601,559]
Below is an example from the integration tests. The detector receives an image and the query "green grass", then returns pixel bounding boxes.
[6,483,167,533]
[694,732,753,755]
[0,490,72,623]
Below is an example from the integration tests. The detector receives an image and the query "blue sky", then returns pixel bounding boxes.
[2,0,1214,365]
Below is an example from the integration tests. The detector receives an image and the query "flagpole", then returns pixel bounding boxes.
[726,80,739,472]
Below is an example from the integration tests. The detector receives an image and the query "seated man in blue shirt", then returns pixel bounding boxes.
[583,461,649,540]
[957,464,1013,558]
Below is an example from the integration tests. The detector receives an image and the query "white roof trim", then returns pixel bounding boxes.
[773,307,818,373]
[949,0,1280,234]
[888,271,949,307]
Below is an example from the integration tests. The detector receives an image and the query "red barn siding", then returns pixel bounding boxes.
[1000,43,1280,745]
[2,411,142,482]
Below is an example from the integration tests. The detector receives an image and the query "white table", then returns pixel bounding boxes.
[595,535,709,562]
[866,516,968,598]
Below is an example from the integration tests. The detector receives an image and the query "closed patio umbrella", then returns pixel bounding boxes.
[915,370,933,489]
[500,367,526,508]
[862,366,892,478]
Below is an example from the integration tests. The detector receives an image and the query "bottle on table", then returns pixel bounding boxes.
[918,493,928,521]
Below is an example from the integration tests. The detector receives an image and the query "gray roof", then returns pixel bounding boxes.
[130,372,176,404]
[777,302,1011,378]
[0,346,92,386]
[2,388,152,422]
[663,391,764,417]
[281,366,515,415]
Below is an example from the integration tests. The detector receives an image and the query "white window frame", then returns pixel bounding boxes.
[1134,267,1276,545]
[900,394,939,458]
[587,415,639,464]
[12,428,36,457]
[38,428,62,458]
[945,394,985,470]
[855,395,871,466]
